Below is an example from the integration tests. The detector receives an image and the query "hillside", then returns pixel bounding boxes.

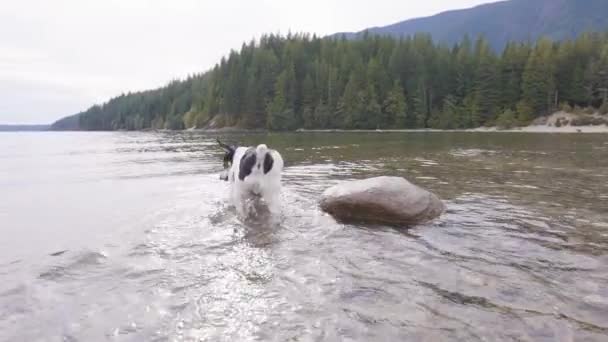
[335,0,608,51]
[0,125,50,132]
[52,31,608,132]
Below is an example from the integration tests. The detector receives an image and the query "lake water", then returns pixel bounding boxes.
[1,131,608,341]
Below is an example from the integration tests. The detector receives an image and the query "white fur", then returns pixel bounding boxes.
[227,144,284,216]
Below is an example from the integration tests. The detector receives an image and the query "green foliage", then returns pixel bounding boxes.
[516,101,534,125]
[314,101,331,128]
[429,95,458,129]
[52,31,608,131]
[182,111,197,129]
[384,81,408,128]
[560,102,573,113]
[521,38,556,116]
[473,37,501,122]
[302,106,315,129]
[496,109,517,129]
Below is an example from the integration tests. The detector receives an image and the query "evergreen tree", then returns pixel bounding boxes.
[267,70,289,130]
[384,81,407,128]
[522,38,557,116]
[473,37,501,124]
[314,100,331,128]
[365,84,382,129]
[413,81,430,128]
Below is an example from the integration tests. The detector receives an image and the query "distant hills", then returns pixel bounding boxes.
[50,115,80,131]
[0,124,49,132]
[334,0,608,50]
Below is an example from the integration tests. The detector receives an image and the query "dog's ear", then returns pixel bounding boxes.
[217,138,235,153]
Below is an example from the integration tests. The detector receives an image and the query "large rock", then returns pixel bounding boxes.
[320,176,444,226]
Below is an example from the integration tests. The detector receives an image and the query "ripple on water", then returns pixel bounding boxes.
[449,148,498,158]
[38,251,108,281]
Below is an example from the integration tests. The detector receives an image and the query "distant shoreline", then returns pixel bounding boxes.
[294,126,608,134]
[0,124,50,132]
[34,125,608,134]
[199,124,608,134]
[196,112,608,134]
[30,112,608,134]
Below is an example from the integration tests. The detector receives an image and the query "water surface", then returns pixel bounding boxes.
[1,131,607,341]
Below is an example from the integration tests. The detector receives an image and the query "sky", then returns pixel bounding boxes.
[0,0,495,124]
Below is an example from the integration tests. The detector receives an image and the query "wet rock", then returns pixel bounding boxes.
[320,176,444,226]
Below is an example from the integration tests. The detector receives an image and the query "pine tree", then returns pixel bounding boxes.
[338,73,361,129]
[365,84,382,129]
[455,35,474,100]
[314,100,330,129]
[301,71,317,129]
[413,81,429,128]
[473,37,500,124]
[500,42,529,109]
[522,38,557,117]
[384,81,407,128]
[516,100,534,124]
[267,70,289,130]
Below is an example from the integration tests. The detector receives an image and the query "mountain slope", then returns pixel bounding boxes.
[49,115,80,131]
[51,32,608,131]
[335,0,608,50]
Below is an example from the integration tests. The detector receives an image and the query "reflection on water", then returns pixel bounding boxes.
[1,131,607,341]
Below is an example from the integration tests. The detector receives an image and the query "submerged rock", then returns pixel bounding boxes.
[320,176,444,226]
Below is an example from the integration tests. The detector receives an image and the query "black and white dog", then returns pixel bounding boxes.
[218,139,284,216]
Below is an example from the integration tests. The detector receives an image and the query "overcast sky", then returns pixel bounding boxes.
[0,0,494,124]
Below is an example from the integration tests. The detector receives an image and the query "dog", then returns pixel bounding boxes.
[217,139,284,216]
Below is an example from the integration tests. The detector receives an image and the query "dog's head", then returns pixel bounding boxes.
[217,139,235,181]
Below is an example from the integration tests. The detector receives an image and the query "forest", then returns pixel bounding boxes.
[52,31,608,131]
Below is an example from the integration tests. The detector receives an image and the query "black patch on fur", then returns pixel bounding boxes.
[238,148,256,181]
[263,152,274,174]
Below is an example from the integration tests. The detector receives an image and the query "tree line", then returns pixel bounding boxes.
[54,31,608,131]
